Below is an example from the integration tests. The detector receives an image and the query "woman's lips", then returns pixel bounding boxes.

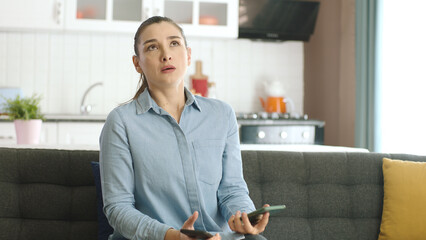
[161,65,176,73]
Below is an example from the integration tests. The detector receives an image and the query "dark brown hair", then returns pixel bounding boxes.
[132,16,188,100]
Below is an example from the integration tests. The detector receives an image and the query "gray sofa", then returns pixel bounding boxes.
[1,147,426,240]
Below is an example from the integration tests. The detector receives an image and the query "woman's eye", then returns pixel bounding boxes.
[171,41,180,47]
[147,45,158,51]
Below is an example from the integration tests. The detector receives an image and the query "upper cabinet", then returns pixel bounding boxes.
[64,0,238,38]
[0,0,64,30]
[163,0,238,38]
[64,0,149,33]
[0,0,237,38]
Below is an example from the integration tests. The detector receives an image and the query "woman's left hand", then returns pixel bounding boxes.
[227,204,270,235]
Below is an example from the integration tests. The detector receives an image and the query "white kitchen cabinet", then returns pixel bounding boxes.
[0,122,16,144]
[64,0,150,33]
[64,0,238,37]
[40,122,58,145]
[57,122,104,145]
[0,121,58,145]
[0,0,237,38]
[0,0,64,30]
[1,121,104,146]
[164,0,238,38]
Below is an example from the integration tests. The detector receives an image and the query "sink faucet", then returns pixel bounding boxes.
[80,82,103,115]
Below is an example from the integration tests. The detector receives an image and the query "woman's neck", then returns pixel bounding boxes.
[149,85,186,123]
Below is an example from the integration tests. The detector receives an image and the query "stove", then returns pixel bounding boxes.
[236,112,325,144]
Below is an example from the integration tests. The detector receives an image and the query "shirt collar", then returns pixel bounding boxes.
[135,87,201,115]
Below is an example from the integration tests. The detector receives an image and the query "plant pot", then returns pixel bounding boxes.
[14,119,42,144]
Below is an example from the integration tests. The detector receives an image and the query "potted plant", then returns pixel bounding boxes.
[2,94,45,144]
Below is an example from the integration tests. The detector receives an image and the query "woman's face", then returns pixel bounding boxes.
[133,21,191,90]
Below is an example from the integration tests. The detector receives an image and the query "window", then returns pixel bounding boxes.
[376,0,426,155]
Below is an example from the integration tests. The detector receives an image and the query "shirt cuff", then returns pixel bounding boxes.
[148,222,172,240]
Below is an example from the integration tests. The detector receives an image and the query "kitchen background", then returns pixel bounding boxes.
[0,32,304,115]
[0,0,358,149]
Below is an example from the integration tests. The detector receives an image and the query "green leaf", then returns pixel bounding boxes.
[1,94,45,120]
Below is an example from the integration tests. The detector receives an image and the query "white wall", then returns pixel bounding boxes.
[0,31,304,115]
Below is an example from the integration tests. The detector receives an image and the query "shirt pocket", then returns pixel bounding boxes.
[192,139,225,185]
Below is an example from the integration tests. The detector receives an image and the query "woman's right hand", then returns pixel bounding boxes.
[179,211,221,240]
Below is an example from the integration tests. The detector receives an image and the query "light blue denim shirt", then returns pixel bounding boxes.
[99,88,255,240]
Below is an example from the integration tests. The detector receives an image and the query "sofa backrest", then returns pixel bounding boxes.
[0,148,99,240]
[241,151,426,240]
[1,148,426,240]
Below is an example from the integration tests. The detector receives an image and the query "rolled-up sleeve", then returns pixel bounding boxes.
[217,106,256,221]
[99,109,171,240]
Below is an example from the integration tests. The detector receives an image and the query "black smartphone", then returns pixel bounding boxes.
[180,229,214,239]
[242,205,286,225]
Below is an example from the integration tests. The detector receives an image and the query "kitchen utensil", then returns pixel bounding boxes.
[259,96,287,113]
[259,80,293,113]
[263,80,285,97]
[191,60,208,97]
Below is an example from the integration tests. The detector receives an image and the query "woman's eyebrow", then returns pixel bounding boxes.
[168,36,181,40]
[143,39,157,45]
[142,36,181,45]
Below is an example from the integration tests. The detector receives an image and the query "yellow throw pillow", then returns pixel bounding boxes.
[378,158,426,240]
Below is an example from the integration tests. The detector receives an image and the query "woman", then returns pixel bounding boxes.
[99,16,269,240]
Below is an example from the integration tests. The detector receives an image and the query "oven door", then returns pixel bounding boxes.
[239,125,320,144]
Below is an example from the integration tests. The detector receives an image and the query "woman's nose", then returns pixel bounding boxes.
[162,55,172,62]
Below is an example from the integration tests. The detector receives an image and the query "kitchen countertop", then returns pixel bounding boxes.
[44,114,107,122]
[2,115,326,126]
[0,114,108,122]
[2,114,325,125]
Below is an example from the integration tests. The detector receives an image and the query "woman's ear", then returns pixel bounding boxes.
[187,47,192,66]
[132,55,143,73]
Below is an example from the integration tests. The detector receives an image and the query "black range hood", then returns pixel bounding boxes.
[238,0,320,41]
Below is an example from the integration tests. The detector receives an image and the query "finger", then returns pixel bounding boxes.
[182,211,198,229]
[233,211,246,234]
[241,212,255,234]
[254,211,270,233]
[252,203,270,231]
[228,215,236,231]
